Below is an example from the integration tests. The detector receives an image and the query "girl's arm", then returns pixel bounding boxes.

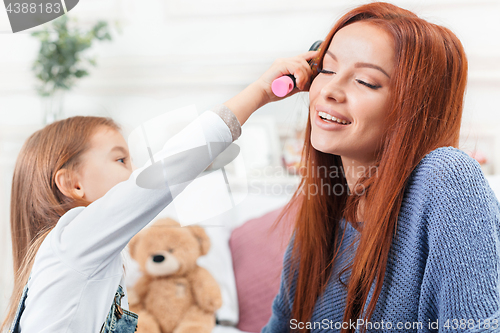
[50,50,319,279]
[52,109,237,277]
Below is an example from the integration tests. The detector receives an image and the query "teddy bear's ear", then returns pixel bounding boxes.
[188,226,211,256]
[128,232,142,259]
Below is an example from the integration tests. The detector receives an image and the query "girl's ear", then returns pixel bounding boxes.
[54,168,85,199]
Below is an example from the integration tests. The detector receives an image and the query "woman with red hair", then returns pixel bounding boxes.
[262,2,499,333]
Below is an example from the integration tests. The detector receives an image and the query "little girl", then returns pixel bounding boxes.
[1,50,319,332]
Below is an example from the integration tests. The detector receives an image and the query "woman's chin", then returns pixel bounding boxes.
[310,136,339,155]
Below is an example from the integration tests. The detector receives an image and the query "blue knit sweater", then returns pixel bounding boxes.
[262,146,500,333]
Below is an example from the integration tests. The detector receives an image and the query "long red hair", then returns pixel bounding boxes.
[275,2,468,332]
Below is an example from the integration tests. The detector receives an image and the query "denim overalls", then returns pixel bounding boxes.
[8,277,138,333]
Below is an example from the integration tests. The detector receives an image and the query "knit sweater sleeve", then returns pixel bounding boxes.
[420,148,500,331]
[261,234,297,333]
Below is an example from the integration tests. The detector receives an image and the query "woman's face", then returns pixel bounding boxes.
[309,21,395,165]
[74,126,133,203]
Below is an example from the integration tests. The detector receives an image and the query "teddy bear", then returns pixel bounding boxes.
[127,217,223,333]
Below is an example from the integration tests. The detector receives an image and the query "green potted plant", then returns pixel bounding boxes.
[31,15,113,124]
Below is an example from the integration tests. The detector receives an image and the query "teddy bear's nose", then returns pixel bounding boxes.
[152,255,165,263]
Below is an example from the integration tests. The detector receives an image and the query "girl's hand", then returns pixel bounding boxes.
[223,50,319,126]
[256,50,320,104]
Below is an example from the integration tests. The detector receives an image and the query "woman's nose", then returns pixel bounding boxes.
[320,76,346,103]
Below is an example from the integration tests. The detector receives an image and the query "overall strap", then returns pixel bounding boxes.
[113,285,125,319]
[8,276,31,333]
[100,284,138,333]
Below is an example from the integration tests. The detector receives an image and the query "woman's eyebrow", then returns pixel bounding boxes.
[326,50,391,79]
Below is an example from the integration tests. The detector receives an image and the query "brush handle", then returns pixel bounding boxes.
[271,74,296,97]
[271,40,323,98]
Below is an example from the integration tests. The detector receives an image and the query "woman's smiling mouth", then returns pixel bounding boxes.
[314,110,352,131]
[318,111,352,125]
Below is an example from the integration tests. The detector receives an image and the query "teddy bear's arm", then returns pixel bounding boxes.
[188,266,223,313]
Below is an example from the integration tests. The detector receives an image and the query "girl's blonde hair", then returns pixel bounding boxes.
[1,116,121,331]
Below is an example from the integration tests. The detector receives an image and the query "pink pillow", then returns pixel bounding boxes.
[229,206,295,333]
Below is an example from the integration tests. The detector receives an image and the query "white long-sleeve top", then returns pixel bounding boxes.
[20,107,240,333]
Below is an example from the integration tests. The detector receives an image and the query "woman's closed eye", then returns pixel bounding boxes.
[318,69,381,90]
[356,80,381,90]
[319,69,336,75]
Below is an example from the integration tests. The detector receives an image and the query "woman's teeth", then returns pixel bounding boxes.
[318,111,351,125]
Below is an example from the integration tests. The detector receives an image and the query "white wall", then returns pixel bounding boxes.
[1,0,499,319]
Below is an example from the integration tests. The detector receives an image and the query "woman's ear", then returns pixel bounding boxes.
[54,168,85,200]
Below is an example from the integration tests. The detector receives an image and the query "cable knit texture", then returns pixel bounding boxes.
[262,146,500,333]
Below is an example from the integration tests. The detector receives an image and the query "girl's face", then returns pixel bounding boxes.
[75,126,133,203]
[309,21,395,165]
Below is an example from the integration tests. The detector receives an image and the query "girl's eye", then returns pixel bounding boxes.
[356,80,381,90]
[319,69,336,75]
[117,157,126,164]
